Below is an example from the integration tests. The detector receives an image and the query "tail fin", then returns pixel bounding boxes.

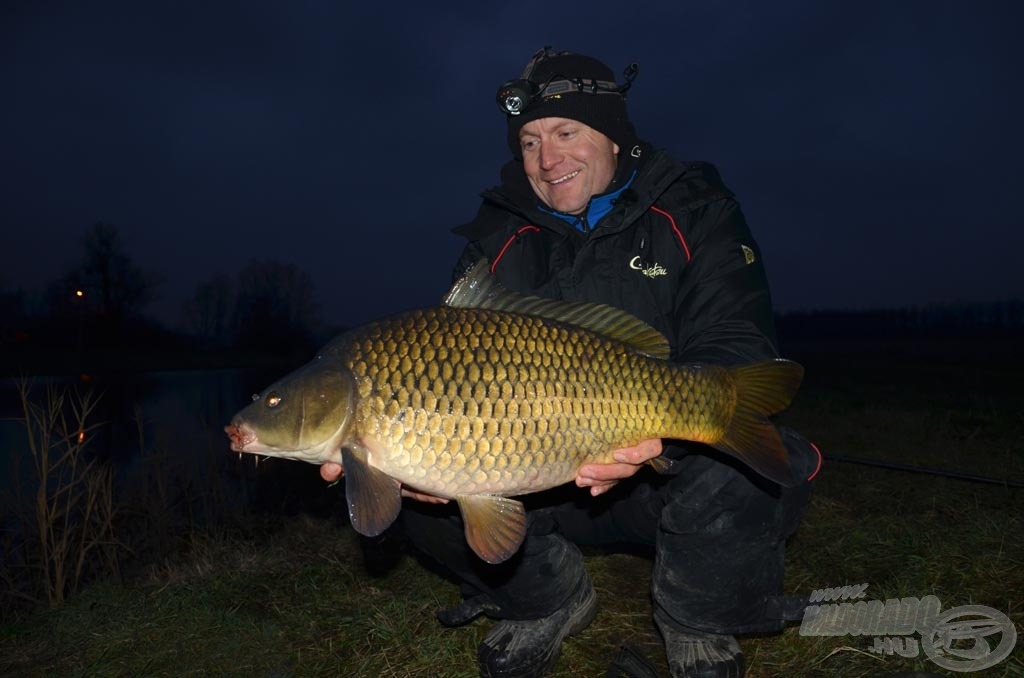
[713,359,804,487]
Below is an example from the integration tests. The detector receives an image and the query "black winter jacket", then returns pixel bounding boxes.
[452,145,780,367]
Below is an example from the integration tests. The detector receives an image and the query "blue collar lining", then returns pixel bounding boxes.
[539,170,636,233]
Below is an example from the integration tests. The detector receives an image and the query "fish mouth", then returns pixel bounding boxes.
[223,419,346,465]
[224,421,262,453]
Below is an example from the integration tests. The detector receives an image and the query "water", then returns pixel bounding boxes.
[0,365,333,516]
[2,369,231,478]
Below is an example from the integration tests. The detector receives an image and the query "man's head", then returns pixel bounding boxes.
[497,48,638,214]
[500,49,637,157]
[518,117,619,215]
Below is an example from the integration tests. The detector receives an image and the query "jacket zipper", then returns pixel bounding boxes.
[636,217,676,351]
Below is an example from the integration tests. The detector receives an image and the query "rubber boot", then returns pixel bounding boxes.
[654,608,745,678]
[476,573,598,678]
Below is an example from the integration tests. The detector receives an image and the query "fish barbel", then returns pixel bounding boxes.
[225,260,803,563]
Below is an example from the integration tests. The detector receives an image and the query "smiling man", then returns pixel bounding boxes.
[324,48,819,677]
[519,117,620,217]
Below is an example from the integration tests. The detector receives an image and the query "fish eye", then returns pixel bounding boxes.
[266,393,282,408]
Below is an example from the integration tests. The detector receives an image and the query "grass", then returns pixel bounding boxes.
[1,352,1023,677]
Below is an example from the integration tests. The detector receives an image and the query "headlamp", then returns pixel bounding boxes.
[494,57,639,117]
[496,80,540,116]
[495,76,629,116]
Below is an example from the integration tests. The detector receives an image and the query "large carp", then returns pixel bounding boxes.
[225,260,803,563]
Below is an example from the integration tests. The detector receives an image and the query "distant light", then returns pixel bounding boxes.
[75,290,84,298]
[77,430,86,444]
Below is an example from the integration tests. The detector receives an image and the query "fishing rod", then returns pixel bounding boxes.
[823,454,1024,488]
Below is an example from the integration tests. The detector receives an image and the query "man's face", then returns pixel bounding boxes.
[519,117,619,215]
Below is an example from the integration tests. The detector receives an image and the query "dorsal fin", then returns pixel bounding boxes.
[444,259,670,360]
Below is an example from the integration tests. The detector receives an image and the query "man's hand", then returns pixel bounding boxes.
[575,439,663,497]
[319,461,449,504]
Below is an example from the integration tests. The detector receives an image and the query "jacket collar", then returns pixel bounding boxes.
[538,171,636,233]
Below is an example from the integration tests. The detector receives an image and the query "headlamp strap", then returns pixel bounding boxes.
[521,46,561,79]
[538,78,621,97]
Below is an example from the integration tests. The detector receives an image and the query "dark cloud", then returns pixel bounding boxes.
[2,0,1021,328]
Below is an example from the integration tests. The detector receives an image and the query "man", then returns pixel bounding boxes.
[323,48,819,678]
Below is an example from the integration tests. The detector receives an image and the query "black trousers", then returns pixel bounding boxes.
[400,427,818,634]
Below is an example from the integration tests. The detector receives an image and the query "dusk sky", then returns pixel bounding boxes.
[3,1,1021,329]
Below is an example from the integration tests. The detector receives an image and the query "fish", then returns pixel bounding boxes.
[225,260,804,564]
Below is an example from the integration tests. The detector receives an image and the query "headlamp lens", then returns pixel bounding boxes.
[496,80,535,116]
[503,94,525,115]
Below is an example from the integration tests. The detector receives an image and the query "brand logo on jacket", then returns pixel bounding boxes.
[629,256,667,278]
[741,245,756,265]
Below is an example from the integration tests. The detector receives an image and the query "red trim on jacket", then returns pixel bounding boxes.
[650,205,692,262]
[807,443,823,481]
[491,225,541,272]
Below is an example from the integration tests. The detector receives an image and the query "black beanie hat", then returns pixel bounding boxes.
[504,49,637,159]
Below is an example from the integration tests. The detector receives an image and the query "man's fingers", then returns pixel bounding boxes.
[613,439,663,464]
[574,474,620,496]
[575,439,664,495]
[578,461,644,482]
[320,462,343,483]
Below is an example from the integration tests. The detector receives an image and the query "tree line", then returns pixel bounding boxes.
[776,301,1024,338]
[3,222,1019,365]
[2,223,324,357]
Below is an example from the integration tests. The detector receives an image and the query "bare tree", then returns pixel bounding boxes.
[45,223,161,329]
[183,273,234,347]
[230,260,320,352]
[77,223,160,322]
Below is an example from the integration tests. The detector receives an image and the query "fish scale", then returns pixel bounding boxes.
[343,305,719,498]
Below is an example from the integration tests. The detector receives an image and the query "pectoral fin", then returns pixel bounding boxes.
[456,495,527,564]
[342,446,402,537]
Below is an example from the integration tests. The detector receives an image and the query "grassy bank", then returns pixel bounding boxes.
[1,352,1022,677]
